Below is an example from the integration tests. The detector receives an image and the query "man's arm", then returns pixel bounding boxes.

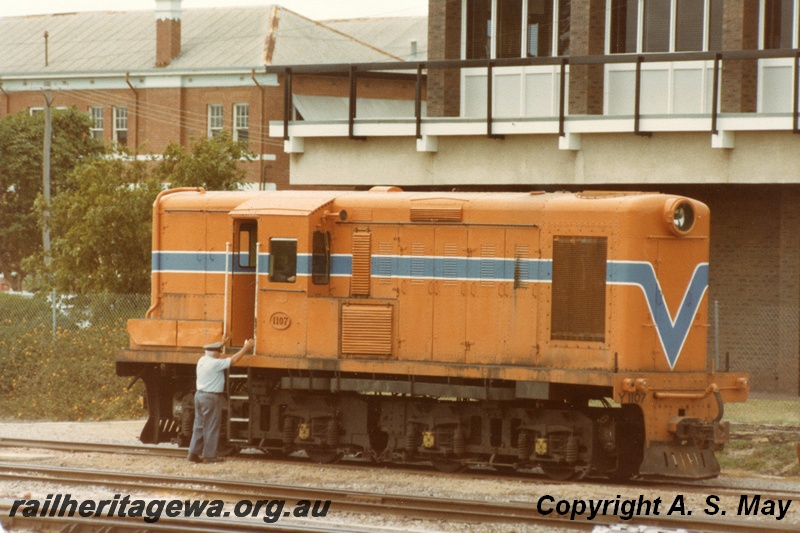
[229,338,255,366]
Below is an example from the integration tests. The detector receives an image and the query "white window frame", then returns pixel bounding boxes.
[29,106,68,115]
[113,106,128,146]
[758,0,800,49]
[462,0,565,60]
[208,103,223,138]
[89,106,104,139]
[605,0,721,54]
[233,103,249,142]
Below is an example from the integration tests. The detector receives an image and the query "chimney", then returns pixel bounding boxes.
[155,0,182,67]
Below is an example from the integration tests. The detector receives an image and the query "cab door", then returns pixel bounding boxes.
[229,220,257,346]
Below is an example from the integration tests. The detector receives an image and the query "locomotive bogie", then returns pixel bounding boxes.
[117,188,749,480]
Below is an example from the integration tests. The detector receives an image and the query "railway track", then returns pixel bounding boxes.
[1,461,796,532]
[1,438,797,531]
[2,437,798,502]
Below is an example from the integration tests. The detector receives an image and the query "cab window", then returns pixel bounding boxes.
[269,238,297,283]
[312,231,331,285]
[238,223,257,269]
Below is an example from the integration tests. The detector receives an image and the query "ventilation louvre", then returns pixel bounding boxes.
[350,230,371,296]
[410,206,462,222]
[341,304,393,356]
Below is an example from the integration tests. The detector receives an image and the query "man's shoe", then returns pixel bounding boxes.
[188,453,202,463]
[203,457,224,464]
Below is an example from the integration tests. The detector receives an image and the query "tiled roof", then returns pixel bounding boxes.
[0,5,405,74]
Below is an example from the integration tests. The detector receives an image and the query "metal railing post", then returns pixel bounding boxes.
[283,67,292,141]
[559,58,568,137]
[415,64,423,139]
[711,53,721,135]
[634,55,650,136]
[793,51,800,134]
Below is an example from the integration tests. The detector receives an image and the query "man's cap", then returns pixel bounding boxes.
[203,341,224,352]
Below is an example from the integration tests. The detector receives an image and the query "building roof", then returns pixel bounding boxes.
[0,5,407,75]
[323,17,428,61]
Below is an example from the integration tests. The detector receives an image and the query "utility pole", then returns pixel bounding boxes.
[42,82,56,340]
[42,82,52,265]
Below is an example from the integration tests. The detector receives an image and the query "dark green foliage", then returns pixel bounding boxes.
[0,108,105,284]
[33,157,163,294]
[153,130,253,190]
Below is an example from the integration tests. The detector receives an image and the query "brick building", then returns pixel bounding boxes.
[0,1,427,190]
[271,0,800,396]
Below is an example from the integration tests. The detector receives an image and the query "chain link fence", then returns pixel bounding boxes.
[0,292,149,421]
[1,291,797,427]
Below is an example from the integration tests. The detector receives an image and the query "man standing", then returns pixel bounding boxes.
[188,338,254,464]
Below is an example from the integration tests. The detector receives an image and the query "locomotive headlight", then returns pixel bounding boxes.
[665,199,695,236]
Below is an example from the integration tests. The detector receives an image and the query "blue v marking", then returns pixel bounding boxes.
[607,261,709,369]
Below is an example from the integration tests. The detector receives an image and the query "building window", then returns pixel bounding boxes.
[610,0,639,53]
[610,0,723,53]
[466,0,491,59]
[208,104,223,138]
[113,106,128,146]
[465,0,570,59]
[89,107,104,139]
[762,0,796,49]
[233,103,249,143]
[643,0,671,52]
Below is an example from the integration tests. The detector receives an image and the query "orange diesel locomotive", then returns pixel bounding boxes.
[117,188,749,479]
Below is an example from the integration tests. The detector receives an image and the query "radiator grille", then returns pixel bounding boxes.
[551,236,607,342]
[410,206,462,222]
[350,230,371,296]
[341,304,393,356]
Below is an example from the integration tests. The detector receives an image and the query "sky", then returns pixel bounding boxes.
[0,1,430,20]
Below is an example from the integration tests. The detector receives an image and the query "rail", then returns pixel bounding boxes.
[271,48,800,141]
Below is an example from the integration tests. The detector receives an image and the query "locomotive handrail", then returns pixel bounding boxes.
[223,241,231,339]
[656,384,725,423]
[146,187,206,318]
[653,383,718,400]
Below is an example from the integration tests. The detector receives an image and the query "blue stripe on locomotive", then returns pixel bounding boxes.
[151,251,707,368]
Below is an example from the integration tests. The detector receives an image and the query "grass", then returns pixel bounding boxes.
[719,437,800,478]
[724,397,800,426]
[717,395,800,477]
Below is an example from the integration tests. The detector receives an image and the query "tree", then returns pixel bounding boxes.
[153,130,253,190]
[29,156,162,294]
[28,131,254,294]
[0,108,105,285]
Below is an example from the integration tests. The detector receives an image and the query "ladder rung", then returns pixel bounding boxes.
[230,418,250,423]
[230,395,250,401]
[228,438,248,443]
[229,374,248,379]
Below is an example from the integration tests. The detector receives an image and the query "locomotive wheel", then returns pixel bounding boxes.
[306,448,342,464]
[432,458,466,473]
